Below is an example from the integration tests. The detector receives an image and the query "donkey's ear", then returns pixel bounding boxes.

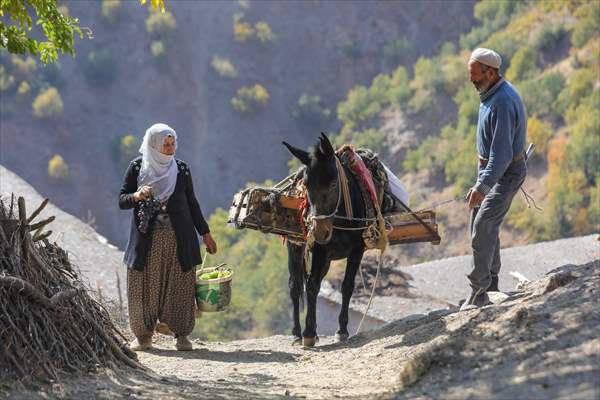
[319,132,334,157]
[283,141,311,166]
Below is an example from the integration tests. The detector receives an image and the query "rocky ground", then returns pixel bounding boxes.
[5,260,599,400]
[322,234,599,323]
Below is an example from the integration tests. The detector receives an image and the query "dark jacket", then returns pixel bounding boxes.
[119,157,210,272]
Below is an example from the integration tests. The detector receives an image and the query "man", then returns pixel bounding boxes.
[460,48,527,310]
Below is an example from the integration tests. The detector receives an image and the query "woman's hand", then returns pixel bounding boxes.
[133,186,153,202]
[203,233,217,254]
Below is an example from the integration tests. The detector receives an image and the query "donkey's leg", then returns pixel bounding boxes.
[336,247,364,342]
[302,246,330,347]
[287,242,305,344]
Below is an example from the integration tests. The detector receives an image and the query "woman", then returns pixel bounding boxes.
[119,123,217,351]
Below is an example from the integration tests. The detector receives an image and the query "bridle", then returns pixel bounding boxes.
[305,157,378,229]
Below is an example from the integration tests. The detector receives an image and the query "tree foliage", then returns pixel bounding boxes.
[506,46,538,82]
[292,94,331,127]
[48,154,68,180]
[0,0,165,63]
[211,56,237,78]
[231,84,269,113]
[32,86,62,118]
[0,0,85,64]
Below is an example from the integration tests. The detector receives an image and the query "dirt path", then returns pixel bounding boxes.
[8,260,598,400]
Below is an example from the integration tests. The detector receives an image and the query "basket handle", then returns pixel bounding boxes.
[200,251,227,271]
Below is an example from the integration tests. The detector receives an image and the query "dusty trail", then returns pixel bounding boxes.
[8,260,599,400]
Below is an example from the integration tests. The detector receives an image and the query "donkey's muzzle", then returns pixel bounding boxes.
[313,219,333,245]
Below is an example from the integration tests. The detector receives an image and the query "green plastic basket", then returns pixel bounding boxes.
[195,264,233,312]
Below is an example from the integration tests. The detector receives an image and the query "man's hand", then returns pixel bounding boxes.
[466,187,485,209]
[133,185,153,202]
[203,233,217,254]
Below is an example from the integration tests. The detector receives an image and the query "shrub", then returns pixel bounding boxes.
[101,0,122,24]
[233,13,254,42]
[11,55,37,80]
[120,135,140,170]
[531,24,566,53]
[517,71,566,118]
[255,22,275,43]
[351,128,385,152]
[403,136,438,172]
[337,85,383,130]
[408,89,433,114]
[0,65,15,91]
[146,10,176,39]
[526,117,552,156]
[32,87,63,118]
[571,1,600,48]
[388,66,411,107]
[459,0,521,50]
[409,57,443,112]
[150,40,165,60]
[231,84,269,113]
[506,46,538,82]
[292,94,331,126]
[83,49,116,85]
[567,109,599,185]
[567,68,595,107]
[211,56,237,78]
[588,178,600,232]
[383,37,410,66]
[17,80,30,96]
[442,51,469,96]
[48,155,68,180]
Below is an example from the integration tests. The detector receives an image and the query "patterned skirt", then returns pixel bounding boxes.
[127,222,196,340]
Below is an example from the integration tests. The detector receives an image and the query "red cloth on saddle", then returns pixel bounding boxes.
[338,145,379,207]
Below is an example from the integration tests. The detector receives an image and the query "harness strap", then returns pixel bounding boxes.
[336,157,353,219]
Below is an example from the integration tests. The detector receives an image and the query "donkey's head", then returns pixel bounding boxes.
[283,133,339,245]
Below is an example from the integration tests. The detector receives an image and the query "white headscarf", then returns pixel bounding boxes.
[138,123,178,202]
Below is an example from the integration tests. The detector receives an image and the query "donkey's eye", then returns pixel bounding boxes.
[329,182,337,190]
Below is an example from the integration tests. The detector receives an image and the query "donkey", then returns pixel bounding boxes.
[283,133,369,347]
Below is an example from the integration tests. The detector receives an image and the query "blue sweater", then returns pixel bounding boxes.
[475,78,527,195]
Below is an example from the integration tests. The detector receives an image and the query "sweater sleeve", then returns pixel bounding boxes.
[184,168,210,236]
[119,161,139,210]
[475,102,515,194]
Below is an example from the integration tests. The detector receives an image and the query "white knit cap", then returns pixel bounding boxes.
[470,48,502,69]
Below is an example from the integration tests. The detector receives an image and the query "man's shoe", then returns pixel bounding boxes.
[175,336,193,351]
[129,337,153,351]
[487,276,499,292]
[459,287,490,311]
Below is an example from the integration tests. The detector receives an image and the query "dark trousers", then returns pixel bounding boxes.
[468,160,526,290]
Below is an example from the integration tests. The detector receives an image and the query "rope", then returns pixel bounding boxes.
[355,248,384,335]
[337,158,353,218]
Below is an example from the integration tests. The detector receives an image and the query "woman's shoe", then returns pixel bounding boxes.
[155,322,174,336]
[175,336,193,351]
[130,337,153,351]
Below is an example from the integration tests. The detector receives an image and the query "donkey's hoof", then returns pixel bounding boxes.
[292,336,302,346]
[335,332,349,342]
[302,336,319,347]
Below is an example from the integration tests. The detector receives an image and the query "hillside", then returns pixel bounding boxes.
[0,0,475,249]
[6,260,599,400]
[333,0,600,265]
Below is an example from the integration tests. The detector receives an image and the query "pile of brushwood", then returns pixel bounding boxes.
[0,195,141,385]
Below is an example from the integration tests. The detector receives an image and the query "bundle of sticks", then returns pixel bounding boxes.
[0,195,141,385]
